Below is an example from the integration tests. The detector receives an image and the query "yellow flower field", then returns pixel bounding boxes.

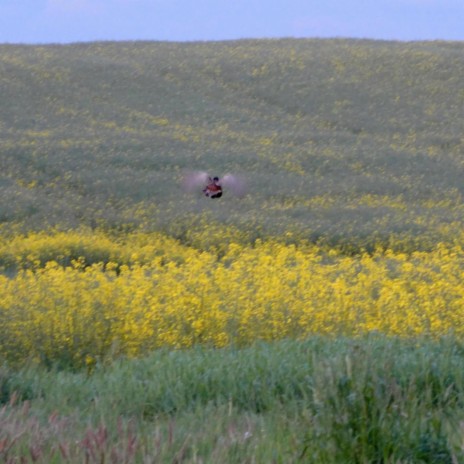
[1,229,464,368]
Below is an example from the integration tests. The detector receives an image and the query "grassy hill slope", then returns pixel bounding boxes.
[1,39,464,249]
[2,40,464,462]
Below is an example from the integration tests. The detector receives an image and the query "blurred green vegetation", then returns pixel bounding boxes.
[1,39,464,250]
[3,337,464,463]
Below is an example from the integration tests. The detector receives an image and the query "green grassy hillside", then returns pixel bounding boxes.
[1,39,464,249]
[2,40,464,462]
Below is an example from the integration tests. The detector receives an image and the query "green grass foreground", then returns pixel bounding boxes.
[1,336,464,463]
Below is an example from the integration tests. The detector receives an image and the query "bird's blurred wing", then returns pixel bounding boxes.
[221,174,247,197]
[181,171,210,193]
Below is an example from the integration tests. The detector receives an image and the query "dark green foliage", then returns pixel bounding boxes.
[1,337,464,462]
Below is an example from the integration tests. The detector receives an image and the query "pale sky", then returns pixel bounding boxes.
[0,0,463,44]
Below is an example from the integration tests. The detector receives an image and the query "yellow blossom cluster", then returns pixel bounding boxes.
[1,230,464,367]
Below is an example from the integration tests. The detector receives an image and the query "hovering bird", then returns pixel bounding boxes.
[182,171,247,198]
[203,176,223,198]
